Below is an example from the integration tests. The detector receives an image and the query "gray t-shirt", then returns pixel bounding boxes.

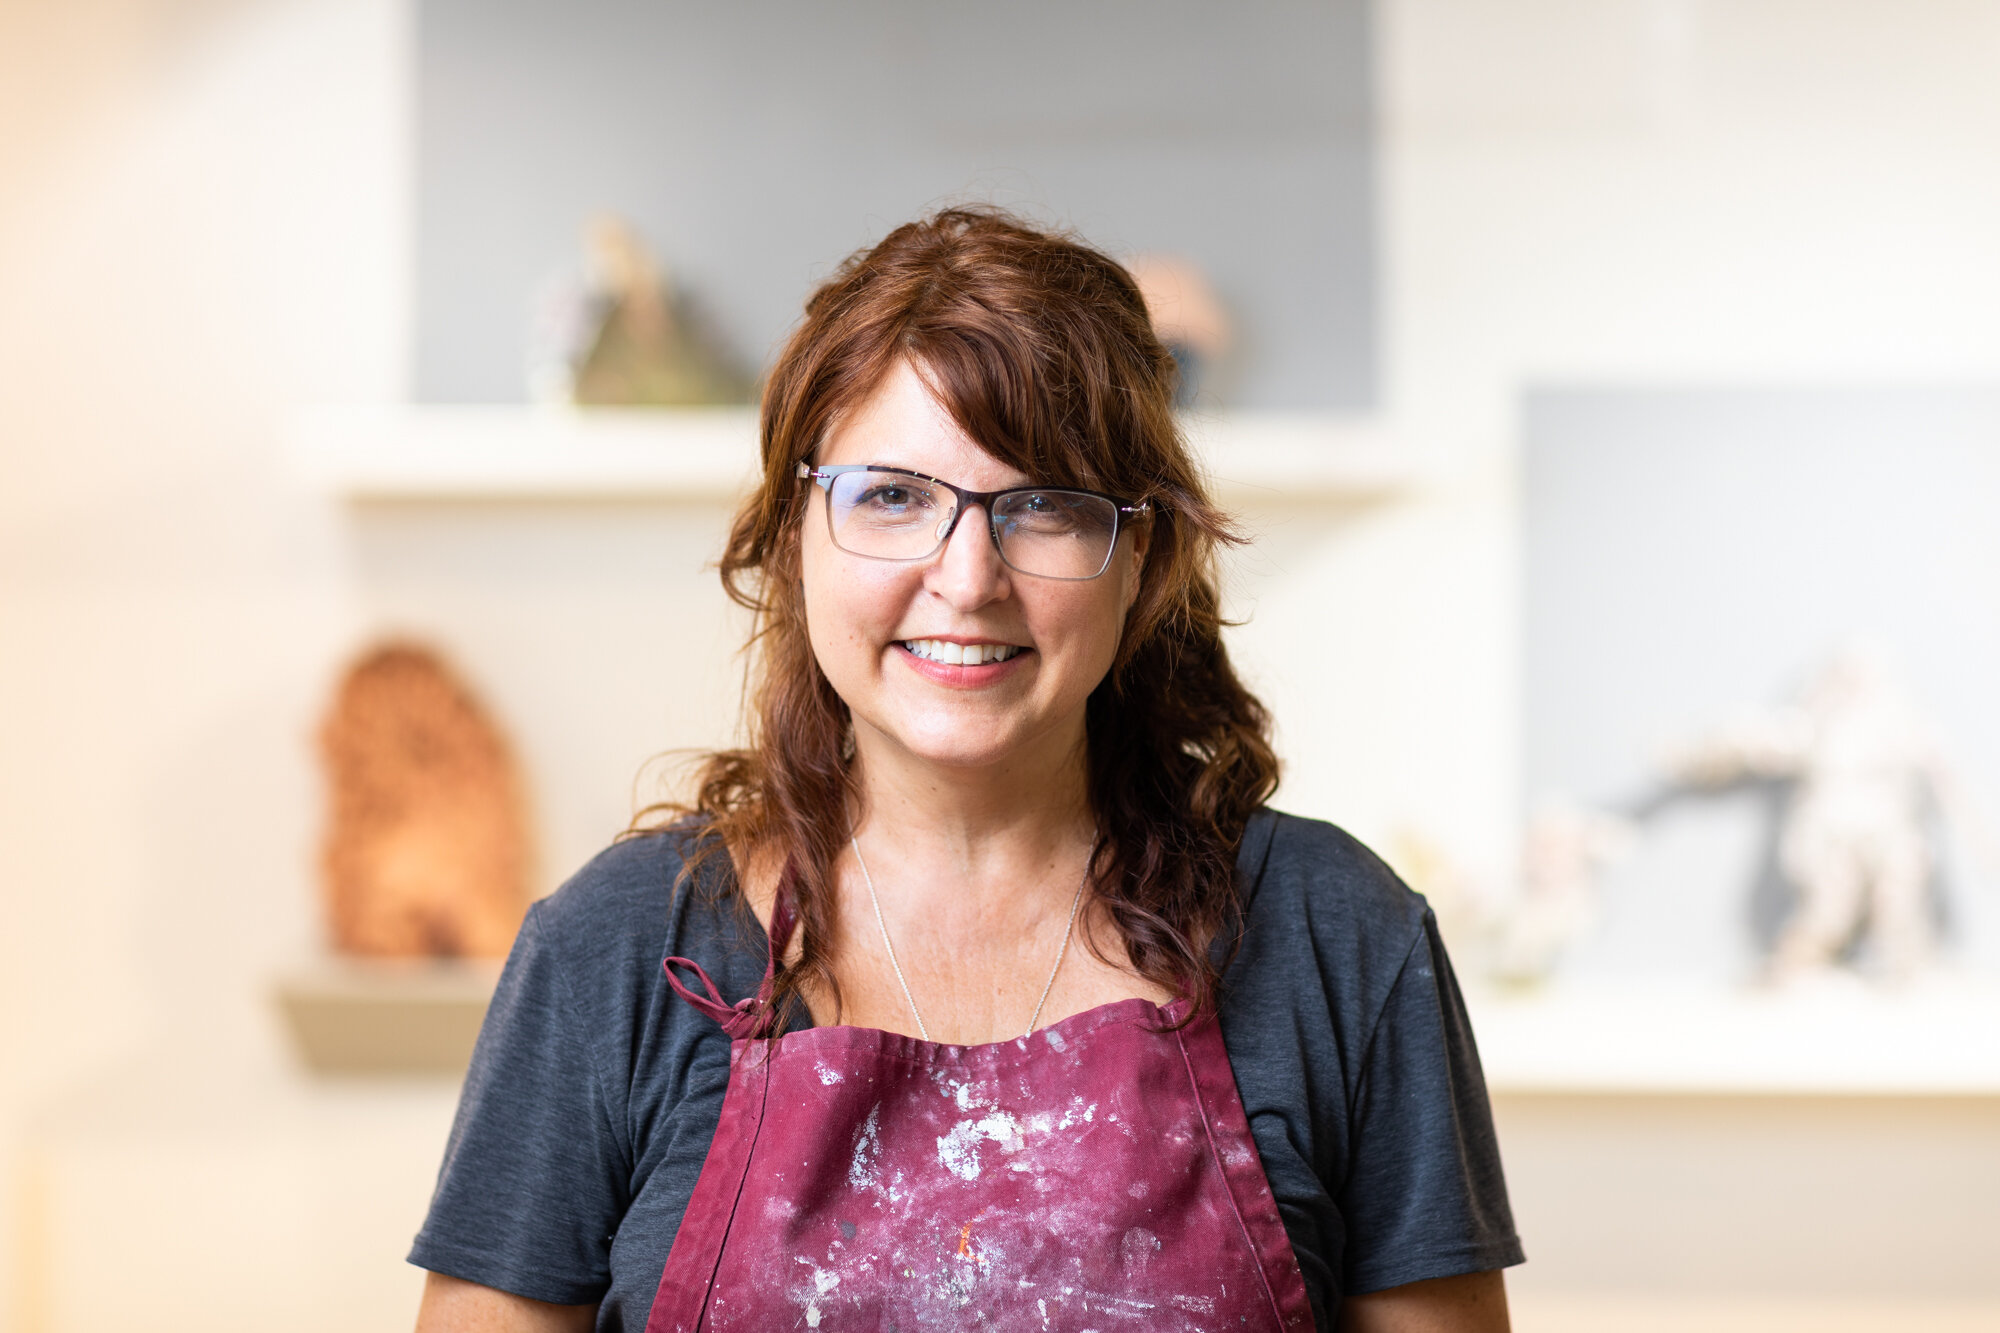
[410,810,1523,1330]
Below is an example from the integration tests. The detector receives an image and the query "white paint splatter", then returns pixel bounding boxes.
[817,1063,844,1085]
[1118,1228,1160,1277]
[847,1103,882,1189]
[1044,1028,1067,1052]
[804,1300,820,1327]
[1084,1288,1157,1317]
[1056,1097,1097,1130]
[936,1109,1024,1181]
[942,1077,997,1112]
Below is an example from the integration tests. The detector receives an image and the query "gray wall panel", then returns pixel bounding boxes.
[416,0,1376,407]
[1523,387,2000,979]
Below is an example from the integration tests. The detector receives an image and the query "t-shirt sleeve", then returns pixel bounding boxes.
[408,902,631,1305]
[1338,911,1524,1294]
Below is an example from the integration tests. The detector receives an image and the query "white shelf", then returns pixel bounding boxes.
[289,405,1419,503]
[290,405,763,499]
[1468,976,2000,1096]
[1184,411,1420,501]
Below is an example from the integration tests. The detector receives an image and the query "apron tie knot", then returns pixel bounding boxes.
[662,956,775,1040]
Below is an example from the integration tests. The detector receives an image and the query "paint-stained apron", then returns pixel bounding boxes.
[649,892,1313,1332]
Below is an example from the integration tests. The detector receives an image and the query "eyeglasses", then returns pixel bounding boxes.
[796,462,1150,581]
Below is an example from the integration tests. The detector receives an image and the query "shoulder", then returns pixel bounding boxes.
[512,821,768,1024]
[1231,809,1436,1026]
[529,825,699,951]
[1222,811,1523,1301]
[415,829,741,1303]
[1246,809,1431,948]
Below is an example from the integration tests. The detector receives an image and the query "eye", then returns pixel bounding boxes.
[859,484,916,507]
[838,474,941,528]
[1000,491,1087,528]
[853,477,941,510]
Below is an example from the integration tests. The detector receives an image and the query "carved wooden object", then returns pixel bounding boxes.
[318,643,531,958]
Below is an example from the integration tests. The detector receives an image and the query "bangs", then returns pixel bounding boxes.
[904,321,1119,497]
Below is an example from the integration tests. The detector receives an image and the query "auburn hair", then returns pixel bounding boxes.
[646,206,1279,1020]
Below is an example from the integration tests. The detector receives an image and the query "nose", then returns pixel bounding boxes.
[925,502,1011,608]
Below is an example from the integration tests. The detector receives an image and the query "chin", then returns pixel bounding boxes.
[891,733,1024,770]
[865,714,1035,770]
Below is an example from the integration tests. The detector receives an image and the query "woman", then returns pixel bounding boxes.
[412,209,1522,1332]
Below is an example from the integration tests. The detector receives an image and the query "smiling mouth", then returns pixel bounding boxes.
[899,639,1027,666]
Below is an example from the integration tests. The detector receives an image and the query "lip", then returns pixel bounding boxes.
[893,641,1034,689]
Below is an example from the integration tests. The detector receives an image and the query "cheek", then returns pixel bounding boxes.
[797,537,857,674]
[1038,588,1129,682]
[800,545,907,665]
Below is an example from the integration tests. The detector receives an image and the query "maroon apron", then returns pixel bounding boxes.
[650,891,1313,1331]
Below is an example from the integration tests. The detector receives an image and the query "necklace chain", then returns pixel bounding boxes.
[850,835,1087,1043]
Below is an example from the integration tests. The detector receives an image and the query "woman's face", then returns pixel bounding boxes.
[799,360,1146,778]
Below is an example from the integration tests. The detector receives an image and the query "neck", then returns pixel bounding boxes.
[847,721,1096,918]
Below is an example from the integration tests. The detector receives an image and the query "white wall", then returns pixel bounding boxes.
[0,1,423,1327]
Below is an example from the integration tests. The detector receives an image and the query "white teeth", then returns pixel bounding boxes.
[904,639,1022,666]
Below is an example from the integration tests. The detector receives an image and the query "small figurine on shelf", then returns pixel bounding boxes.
[1123,253,1233,407]
[527,214,752,407]
[317,642,532,959]
[1491,798,1636,984]
[1666,641,1971,984]
[1391,804,1634,988]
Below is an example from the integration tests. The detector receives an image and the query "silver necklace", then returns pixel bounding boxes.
[850,835,1088,1043]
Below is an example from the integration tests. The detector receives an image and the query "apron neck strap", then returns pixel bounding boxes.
[660,853,801,1040]
[763,859,799,985]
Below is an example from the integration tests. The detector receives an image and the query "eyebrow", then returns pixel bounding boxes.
[847,463,1039,489]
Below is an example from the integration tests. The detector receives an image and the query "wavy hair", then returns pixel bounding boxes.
[645,207,1278,1020]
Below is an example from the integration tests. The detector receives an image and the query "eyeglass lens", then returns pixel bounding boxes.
[824,470,1121,579]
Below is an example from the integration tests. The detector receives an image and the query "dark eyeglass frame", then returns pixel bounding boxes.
[795,461,1152,581]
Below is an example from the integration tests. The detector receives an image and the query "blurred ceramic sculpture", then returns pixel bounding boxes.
[318,643,532,959]
[1124,253,1232,406]
[1390,810,1631,986]
[528,214,752,406]
[1491,799,1636,983]
[1669,643,1952,982]
[1385,827,1489,957]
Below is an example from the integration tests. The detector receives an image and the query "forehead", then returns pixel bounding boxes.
[817,360,1028,489]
